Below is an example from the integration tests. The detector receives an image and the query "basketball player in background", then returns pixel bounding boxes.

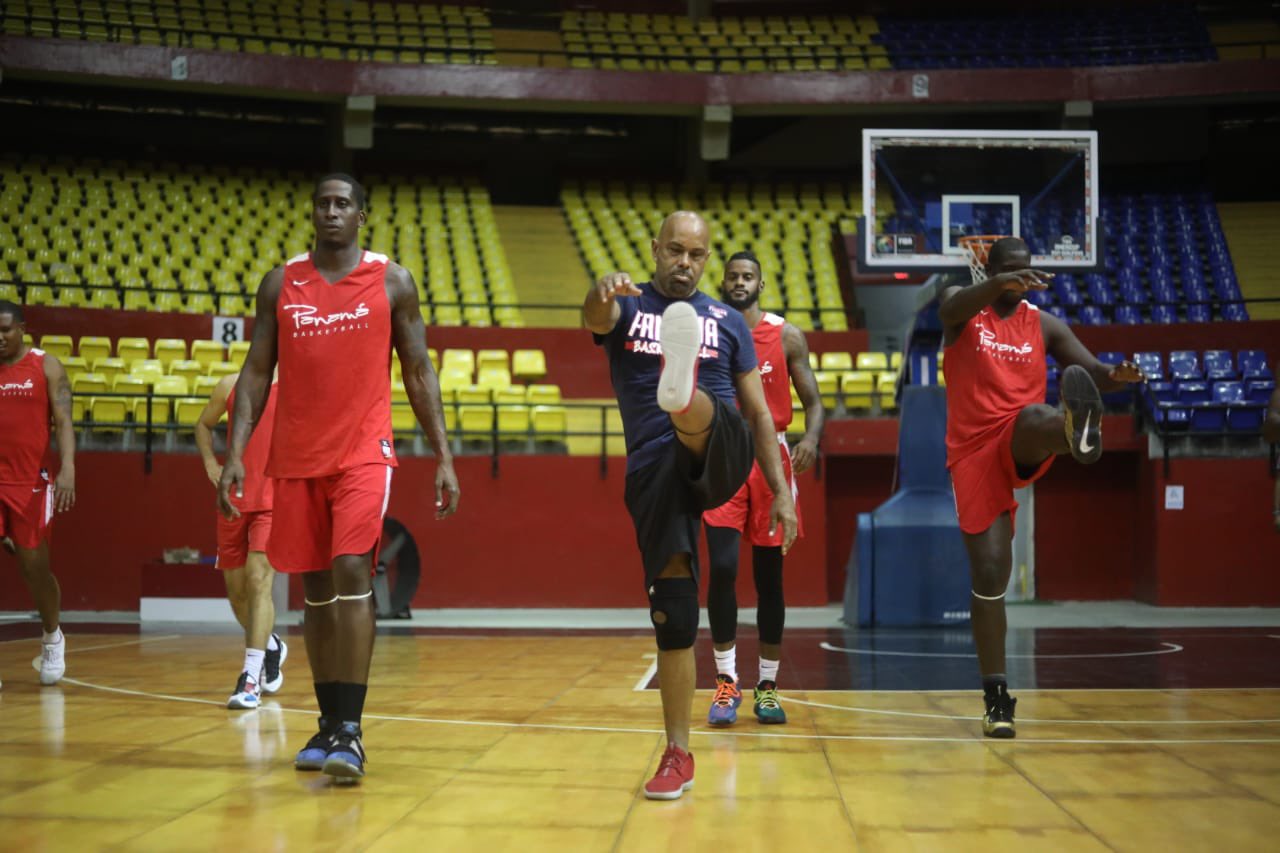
[0,300,74,688]
[940,237,1144,737]
[196,370,286,710]
[703,251,825,726]
[220,174,459,783]
[585,212,797,800]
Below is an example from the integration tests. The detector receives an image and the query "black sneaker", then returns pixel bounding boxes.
[295,716,337,770]
[323,721,366,784]
[982,685,1017,739]
[1060,364,1103,464]
[261,633,287,694]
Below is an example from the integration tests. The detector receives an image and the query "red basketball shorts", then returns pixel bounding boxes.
[949,415,1054,536]
[267,464,392,573]
[703,436,803,547]
[0,477,54,550]
[215,510,272,570]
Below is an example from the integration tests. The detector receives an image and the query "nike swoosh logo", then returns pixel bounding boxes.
[291,279,310,286]
[1078,412,1095,454]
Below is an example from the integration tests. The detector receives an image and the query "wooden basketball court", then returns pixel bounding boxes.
[2,627,1278,851]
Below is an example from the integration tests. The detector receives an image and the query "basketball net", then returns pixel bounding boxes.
[957,235,1010,285]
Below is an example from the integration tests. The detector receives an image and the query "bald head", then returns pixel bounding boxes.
[651,210,712,299]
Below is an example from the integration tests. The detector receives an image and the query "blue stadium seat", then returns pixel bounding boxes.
[1239,351,1270,380]
[1247,379,1275,404]
[1203,350,1235,380]
[1215,381,1265,432]
[1134,351,1164,381]
[1115,305,1141,324]
[1169,351,1202,380]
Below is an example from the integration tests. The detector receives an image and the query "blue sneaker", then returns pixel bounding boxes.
[295,716,336,770]
[707,674,742,727]
[322,722,366,784]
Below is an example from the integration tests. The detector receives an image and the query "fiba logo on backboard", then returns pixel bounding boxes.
[1052,234,1086,261]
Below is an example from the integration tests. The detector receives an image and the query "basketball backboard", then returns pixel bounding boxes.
[859,129,1100,273]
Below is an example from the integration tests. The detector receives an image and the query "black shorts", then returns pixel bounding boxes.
[623,392,755,586]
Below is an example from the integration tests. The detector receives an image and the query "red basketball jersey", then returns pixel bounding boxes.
[943,300,1047,465]
[267,250,397,479]
[753,313,793,433]
[227,381,277,512]
[0,348,50,485]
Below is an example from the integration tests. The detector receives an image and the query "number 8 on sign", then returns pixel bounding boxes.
[213,316,245,345]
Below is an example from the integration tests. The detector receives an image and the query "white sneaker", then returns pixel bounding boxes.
[227,671,262,710]
[261,634,288,695]
[38,634,66,685]
[657,301,701,413]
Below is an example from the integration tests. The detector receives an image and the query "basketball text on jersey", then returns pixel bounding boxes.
[283,302,373,334]
[0,378,35,394]
[624,310,722,359]
[975,324,1035,362]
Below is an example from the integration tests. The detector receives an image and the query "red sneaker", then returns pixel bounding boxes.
[643,742,695,800]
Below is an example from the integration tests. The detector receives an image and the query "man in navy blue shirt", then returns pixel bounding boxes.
[584,210,797,800]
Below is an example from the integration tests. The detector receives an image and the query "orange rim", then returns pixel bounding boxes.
[956,234,1012,267]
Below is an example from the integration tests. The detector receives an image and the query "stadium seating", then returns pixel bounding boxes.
[0,156,519,326]
[1139,348,1273,432]
[561,179,866,331]
[946,190,1243,324]
[1,1,497,66]
[561,12,888,72]
[875,5,1215,70]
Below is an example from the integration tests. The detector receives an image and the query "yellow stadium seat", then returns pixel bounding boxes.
[89,396,129,432]
[442,348,475,376]
[458,402,494,437]
[391,400,418,435]
[512,349,547,382]
[152,338,188,367]
[38,335,74,360]
[438,367,472,396]
[808,352,818,370]
[116,337,151,364]
[526,384,562,405]
[61,356,88,379]
[856,352,888,371]
[92,357,127,383]
[494,387,529,435]
[531,405,567,440]
[889,352,902,369]
[475,348,508,373]
[71,373,108,420]
[169,360,205,386]
[227,341,251,368]
[427,347,439,371]
[194,375,221,396]
[841,370,876,409]
[476,367,511,391]
[819,351,853,371]
[875,370,898,410]
[191,340,226,368]
[174,398,207,430]
[207,361,238,377]
[814,370,839,409]
[131,361,166,386]
[78,336,112,363]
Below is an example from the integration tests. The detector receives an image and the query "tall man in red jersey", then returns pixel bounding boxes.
[196,371,287,710]
[703,251,825,726]
[0,301,75,687]
[940,237,1143,737]
[219,175,459,783]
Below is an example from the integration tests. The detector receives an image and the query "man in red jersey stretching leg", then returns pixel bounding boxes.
[702,251,825,727]
[220,175,459,783]
[0,300,75,688]
[940,237,1143,738]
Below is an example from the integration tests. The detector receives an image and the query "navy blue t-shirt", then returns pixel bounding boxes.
[594,282,757,473]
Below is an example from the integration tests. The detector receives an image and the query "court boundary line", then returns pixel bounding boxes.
[785,695,1280,726]
[55,676,1280,746]
[819,640,1185,659]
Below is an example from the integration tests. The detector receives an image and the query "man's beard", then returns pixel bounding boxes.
[723,289,760,311]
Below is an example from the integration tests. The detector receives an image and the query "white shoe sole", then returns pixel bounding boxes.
[657,301,701,413]
[31,645,65,686]
[643,779,694,800]
[227,693,261,710]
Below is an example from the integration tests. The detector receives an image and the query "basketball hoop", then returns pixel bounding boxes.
[957,235,1011,284]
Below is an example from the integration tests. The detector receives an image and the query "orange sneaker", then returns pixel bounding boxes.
[707,674,742,726]
[643,742,695,800]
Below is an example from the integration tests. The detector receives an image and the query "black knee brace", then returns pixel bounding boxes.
[649,577,699,650]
